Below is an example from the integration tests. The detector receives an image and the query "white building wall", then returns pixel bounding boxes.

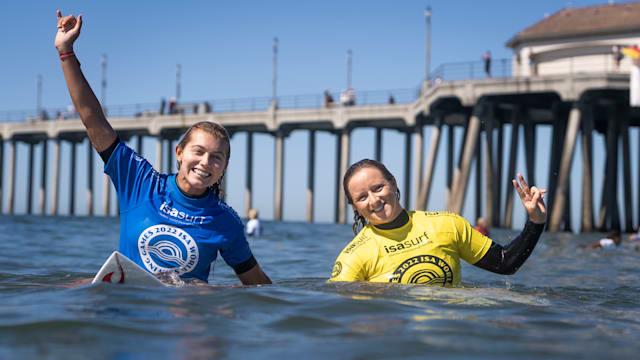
[511,34,640,77]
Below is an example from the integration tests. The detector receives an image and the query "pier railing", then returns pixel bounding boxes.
[0,58,514,123]
[15,57,629,122]
[0,87,421,123]
[429,58,512,82]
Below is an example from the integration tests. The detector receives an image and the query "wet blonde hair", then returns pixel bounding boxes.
[176,121,231,198]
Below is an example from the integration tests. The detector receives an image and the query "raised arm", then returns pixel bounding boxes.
[473,173,546,275]
[55,10,116,152]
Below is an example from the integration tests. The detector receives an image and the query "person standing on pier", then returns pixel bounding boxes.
[55,11,271,286]
[323,90,334,108]
[482,50,491,78]
[329,159,546,285]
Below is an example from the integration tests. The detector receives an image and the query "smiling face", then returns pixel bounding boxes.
[346,166,403,226]
[175,130,229,196]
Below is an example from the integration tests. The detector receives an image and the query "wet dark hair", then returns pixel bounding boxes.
[606,228,621,245]
[343,159,400,235]
[176,121,231,199]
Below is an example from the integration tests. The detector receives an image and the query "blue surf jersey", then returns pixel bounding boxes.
[104,142,253,282]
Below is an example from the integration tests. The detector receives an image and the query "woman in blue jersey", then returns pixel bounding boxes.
[56,11,271,285]
[329,159,547,285]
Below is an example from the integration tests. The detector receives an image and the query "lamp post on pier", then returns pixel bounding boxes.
[101,54,107,113]
[176,64,181,102]
[272,37,278,108]
[346,49,352,90]
[425,6,432,86]
[36,74,42,119]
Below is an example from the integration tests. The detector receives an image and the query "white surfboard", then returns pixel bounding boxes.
[92,251,167,287]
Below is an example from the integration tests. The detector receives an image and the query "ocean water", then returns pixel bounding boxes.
[0,215,638,359]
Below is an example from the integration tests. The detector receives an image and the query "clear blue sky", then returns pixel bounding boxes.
[1,1,637,231]
[3,0,629,111]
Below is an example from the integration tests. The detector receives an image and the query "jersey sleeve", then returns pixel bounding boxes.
[103,142,159,212]
[328,237,368,282]
[453,214,492,265]
[218,218,254,269]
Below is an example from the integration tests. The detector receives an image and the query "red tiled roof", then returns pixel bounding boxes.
[506,2,640,48]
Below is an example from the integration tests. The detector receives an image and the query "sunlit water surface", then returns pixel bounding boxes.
[0,215,638,359]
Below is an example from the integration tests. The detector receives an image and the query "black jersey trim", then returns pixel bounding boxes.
[473,220,545,275]
[373,210,410,230]
[99,137,120,163]
[173,176,211,199]
[233,255,258,275]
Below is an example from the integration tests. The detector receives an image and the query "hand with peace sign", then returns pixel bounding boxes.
[513,173,547,224]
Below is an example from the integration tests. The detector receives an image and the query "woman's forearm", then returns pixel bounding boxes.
[61,55,116,152]
[473,220,545,275]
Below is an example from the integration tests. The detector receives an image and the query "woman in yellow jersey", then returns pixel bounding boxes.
[329,159,547,286]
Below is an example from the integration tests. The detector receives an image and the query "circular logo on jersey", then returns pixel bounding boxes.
[389,255,453,286]
[138,224,199,275]
[331,262,343,278]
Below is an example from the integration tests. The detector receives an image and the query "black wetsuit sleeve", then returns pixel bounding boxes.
[232,255,258,275]
[99,137,120,163]
[473,220,545,275]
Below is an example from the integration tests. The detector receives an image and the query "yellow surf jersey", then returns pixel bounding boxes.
[329,211,492,286]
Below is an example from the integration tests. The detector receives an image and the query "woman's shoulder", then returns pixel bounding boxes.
[110,141,163,174]
[409,210,463,221]
[195,202,246,242]
[340,227,379,256]
[214,201,245,229]
[409,211,471,234]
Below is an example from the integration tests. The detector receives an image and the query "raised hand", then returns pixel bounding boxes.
[55,10,83,54]
[512,173,547,224]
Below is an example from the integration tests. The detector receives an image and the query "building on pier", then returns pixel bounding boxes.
[508,2,640,77]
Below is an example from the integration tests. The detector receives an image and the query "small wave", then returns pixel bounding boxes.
[406,286,551,307]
